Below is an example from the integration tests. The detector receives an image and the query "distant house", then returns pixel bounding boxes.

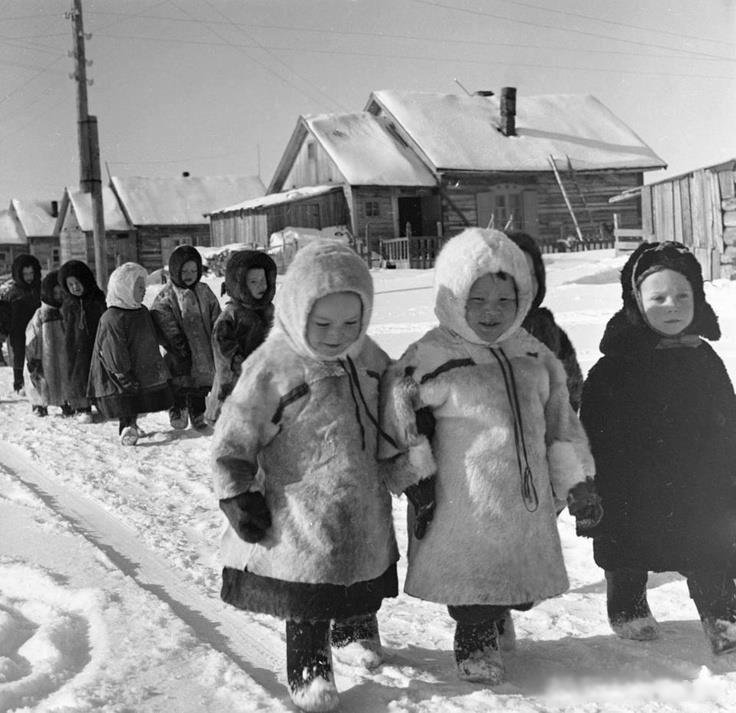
[9,199,60,270]
[0,209,27,275]
[55,186,132,275]
[111,174,265,270]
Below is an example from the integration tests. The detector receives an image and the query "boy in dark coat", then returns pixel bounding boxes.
[58,260,106,420]
[87,263,172,446]
[580,241,736,654]
[151,245,221,431]
[204,250,276,423]
[0,253,41,393]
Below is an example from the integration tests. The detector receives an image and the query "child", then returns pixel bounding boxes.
[204,250,276,423]
[381,227,599,685]
[25,270,68,416]
[212,241,424,712]
[59,260,107,420]
[87,263,172,446]
[580,241,736,654]
[0,253,41,393]
[151,245,221,430]
[506,231,584,411]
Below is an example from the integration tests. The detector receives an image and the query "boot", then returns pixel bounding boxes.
[687,572,736,655]
[120,426,139,446]
[75,407,93,423]
[32,404,48,417]
[190,410,208,431]
[60,403,74,417]
[331,612,383,670]
[169,406,188,430]
[606,569,660,641]
[454,619,504,684]
[286,619,339,712]
[497,610,516,652]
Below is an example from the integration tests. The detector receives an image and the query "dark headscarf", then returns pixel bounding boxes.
[11,253,41,290]
[168,244,203,289]
[58,260,105,302]
[223,250,277,308]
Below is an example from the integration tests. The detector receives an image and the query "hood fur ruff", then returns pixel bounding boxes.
[106,262,148,310]
[275,240,373,361]
[433,228,533,346]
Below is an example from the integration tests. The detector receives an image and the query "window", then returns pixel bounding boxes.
[306,141,316,160]
[52,248,60,266]
[476,185,530,231]
[365,200,380,217]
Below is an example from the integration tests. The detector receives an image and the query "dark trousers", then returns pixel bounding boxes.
[118,414,137,434]
[606,568,736,624]
[9,335,24,390]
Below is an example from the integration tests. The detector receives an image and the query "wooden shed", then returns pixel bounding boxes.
[9,199,60,270]
[611,158,736,280]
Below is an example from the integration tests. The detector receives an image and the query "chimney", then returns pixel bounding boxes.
[500,86,516,137]
[50,200,59,217]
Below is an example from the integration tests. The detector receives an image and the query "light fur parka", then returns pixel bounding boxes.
[382,228,595,606]
[212,241,424,588]
[25,302,68,407]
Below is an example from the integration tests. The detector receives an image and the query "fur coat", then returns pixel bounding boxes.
[580,242,736,573]
[0,254,41,370]
[212,242,428,620]
[150,246,220,394]
[58,260,106,409]
[382,228,595,606]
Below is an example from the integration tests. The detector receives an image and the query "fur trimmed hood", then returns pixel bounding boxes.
[224,250,277,308]
[433,228,532,346]
[106,262,147,310]
[58,260,104,301]
[168,244,202,289]
[275,240,373,361]
[507,230,546,309]
[11,253,41,290]
[40,270,62,308]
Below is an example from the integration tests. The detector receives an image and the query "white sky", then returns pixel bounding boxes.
[1,0,735,204]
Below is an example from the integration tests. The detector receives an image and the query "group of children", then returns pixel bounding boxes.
[0,246,278,445]
[210,229,736,712]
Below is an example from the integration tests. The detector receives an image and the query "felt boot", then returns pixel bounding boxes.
[286,619,339,712]
[169,406,188,430]
[454,620,504,684]
[688,573,736,655]
[606,569,660,641]
[331,612,383,670]
[497,610,516,652]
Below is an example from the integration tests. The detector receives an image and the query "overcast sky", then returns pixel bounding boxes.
[2,0,734,205]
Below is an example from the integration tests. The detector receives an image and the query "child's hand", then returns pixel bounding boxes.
[404,476,436,539]
[567,477,603,536]
[219,491,271,543]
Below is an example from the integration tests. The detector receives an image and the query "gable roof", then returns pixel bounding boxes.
[269,112,436,193]
[57,186,130,233]
[367,90,666,173]
[9,199,56,238]
[209,184,343,217]
[112,175,266,226]
[0,209,26,246]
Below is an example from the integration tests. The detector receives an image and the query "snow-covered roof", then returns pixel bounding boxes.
[210,184,343,216]
[0,209,26,245]
[368,91,666,172]
[10,199,56,237]
[65,187,130,233]
[112,175,266,226]
[305,112,436,186]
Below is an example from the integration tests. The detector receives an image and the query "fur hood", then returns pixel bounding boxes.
[106,262,147,310]
[40,271,61,308]
[11,253,41,290]
[224,250,277,308]
[168,245,202,289]
[275,240,373,361]
[433,227,532,346]
[507,230,546,310]
[58,260,105,302]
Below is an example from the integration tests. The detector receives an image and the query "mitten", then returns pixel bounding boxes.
[567,477,603,536]
[27,359,43,378]
[219,491,272,543]
[404,475,436,539]
[114,372,140,393]
[218,382,234,401]
[415,406,436,440]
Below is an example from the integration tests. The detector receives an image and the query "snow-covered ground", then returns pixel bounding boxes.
[1,249,736,713]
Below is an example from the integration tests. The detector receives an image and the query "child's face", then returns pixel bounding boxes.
[638,268,694,336]
[66,275,84,297]
[133,276,146,304]
[524,252,539,300]
[180,260,198,286]
[52,284,64,303]
[22,266,35,284]
[246,268,267,300]
[306,292,362,357]
[465,272,518,343]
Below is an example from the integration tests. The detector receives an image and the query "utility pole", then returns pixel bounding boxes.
[68,0,107,287]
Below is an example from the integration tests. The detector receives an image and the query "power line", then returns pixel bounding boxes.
[410,0,736,62]
[0,53,65,105]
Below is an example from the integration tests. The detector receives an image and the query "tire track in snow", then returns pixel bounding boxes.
[0,442,290,709]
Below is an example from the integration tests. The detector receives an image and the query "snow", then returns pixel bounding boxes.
[2,249,736,712]
[64,187,130,233]
[8,201,55,239]
[211,184,343,216]
[369,91,667,172]
[0,210,25,246]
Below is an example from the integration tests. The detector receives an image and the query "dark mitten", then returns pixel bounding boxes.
[567,477,603,536]
[27,359,43,378]
[415,406,436,440]
[404,475,436,539]
[219,491,271,543]
[114,372,140,393]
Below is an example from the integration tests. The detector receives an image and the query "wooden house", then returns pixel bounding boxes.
[55,186,132,275]
[611,158,736,280]
[0,209,28,276]
[9,199,60,270]
[111,175,265,271]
